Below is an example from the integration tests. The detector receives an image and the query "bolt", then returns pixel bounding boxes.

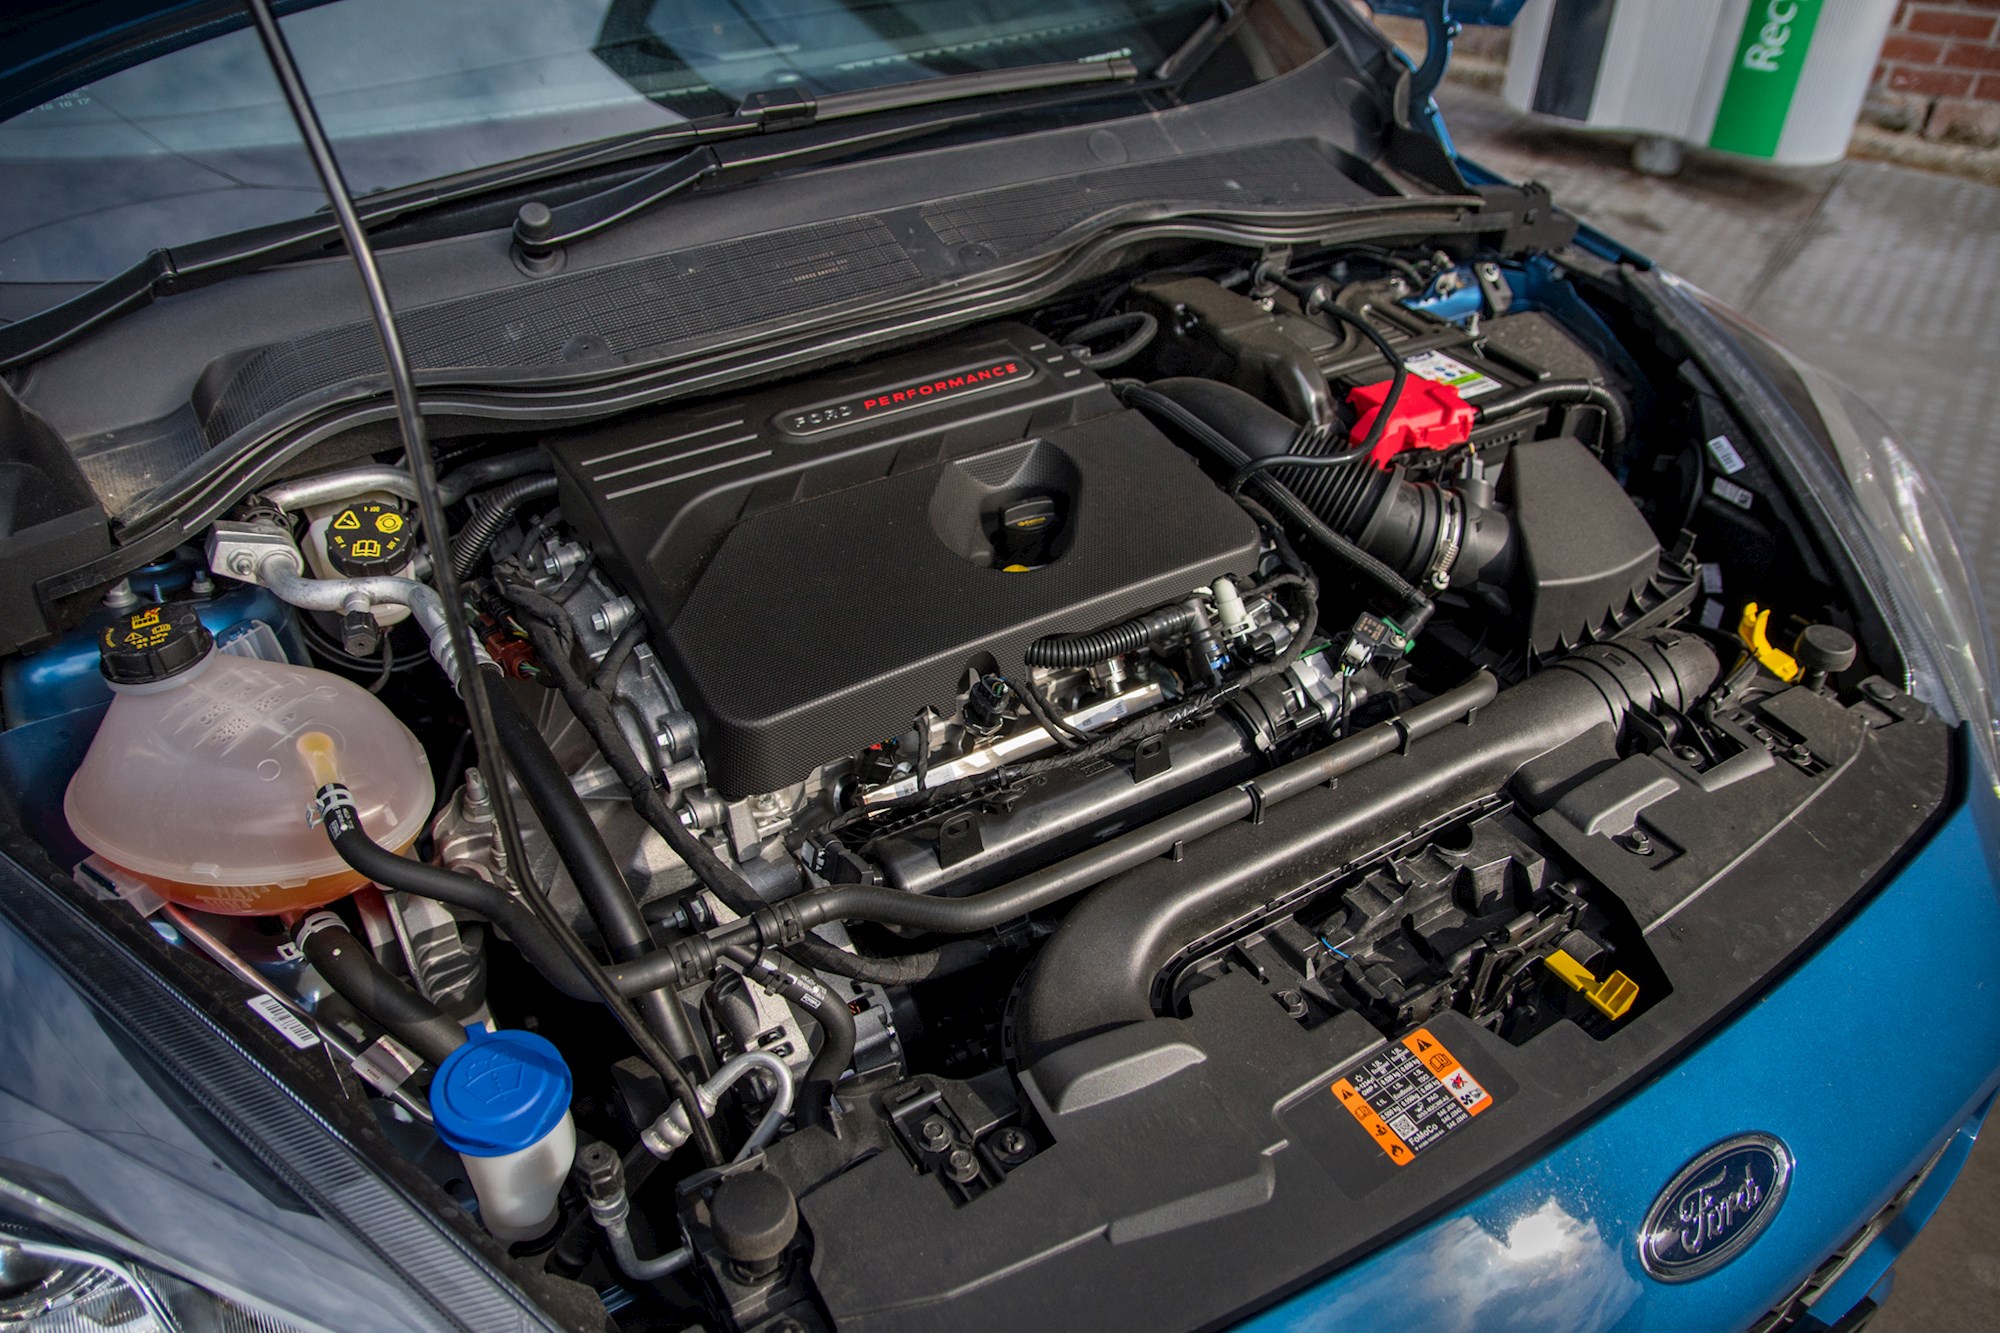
[1276,989,1308,1020]
[944,1148,980,1184]
[1673,745,1703,764]
[1619,829,1655,856]
[102,579,138,611]
[189,570,215,598]
[992,1127,1033,1165]
[918,1116,951,1150]
[229,552,255,576]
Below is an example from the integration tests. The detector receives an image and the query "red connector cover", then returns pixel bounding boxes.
[1348,377,1475,469]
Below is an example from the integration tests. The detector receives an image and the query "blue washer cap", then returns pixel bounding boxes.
[431,1028,572,1157]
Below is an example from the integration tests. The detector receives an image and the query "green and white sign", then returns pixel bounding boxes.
[1709,0,1826,157]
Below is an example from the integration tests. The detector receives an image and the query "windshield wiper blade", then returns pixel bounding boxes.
[510,58,1140,262]
[734,55,1139,130]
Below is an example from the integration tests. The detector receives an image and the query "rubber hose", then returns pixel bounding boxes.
[1065,311,1158,370]
[488,685,707,1070]
[724,947,853,1129]
[1024,605,1194,669]
[438,449,551,506]
[320,816,600,999]
[451,473,559,577]
[1474,379,1630,459]
[501,581,948,991]
[296,917,466,1066]
[1013,631,1718,1062]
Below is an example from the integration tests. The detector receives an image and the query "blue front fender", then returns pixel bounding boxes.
[1246,751,2000,1331]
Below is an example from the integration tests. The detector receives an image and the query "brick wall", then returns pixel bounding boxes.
[1870,0,2000,147]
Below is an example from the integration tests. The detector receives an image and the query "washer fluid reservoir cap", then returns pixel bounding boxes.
[99,605,212,686]
[431,1029,573,1157]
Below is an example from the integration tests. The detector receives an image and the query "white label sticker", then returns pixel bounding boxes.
[1705,434,1747,475]
[1701,562,1724,595]
[1711,477,1755,510]
[1699,599,1726,629]
[246,994,320,1049]
[1401,349,1504,399]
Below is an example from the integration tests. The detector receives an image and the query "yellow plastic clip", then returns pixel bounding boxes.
[1736,602,1800,683]
[1542,948,1639,1021]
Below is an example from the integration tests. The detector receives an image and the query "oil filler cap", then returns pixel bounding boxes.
[98,605,212,686]
[325,501,415,577]
[431,1029,572,1157]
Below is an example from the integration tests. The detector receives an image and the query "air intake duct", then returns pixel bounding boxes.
[1139,378,1513,593]
[1013,630,1718,1064]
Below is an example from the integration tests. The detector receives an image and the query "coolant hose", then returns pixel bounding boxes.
[439,448,550,506]
[316,809,601,1000]
[1012,631,1719,1064]
[487,685,707,1071]
[451,473,560,576]
[295,914,466,1066]
[724,947,854,1129]
[1474,379,1629,461]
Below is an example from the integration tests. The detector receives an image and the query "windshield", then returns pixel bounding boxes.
[0,0,1227,291]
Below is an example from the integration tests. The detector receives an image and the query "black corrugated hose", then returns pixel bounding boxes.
[1024,604,1194,668]
[451,473,559,577]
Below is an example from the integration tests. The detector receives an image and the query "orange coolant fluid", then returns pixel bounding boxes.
[64,604,434,914]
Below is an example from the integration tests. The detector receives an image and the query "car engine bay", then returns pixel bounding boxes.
[0,240,1950,1330]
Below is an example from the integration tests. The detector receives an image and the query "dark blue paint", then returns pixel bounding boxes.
[1,554,302,730]
[1240,767,2000,1331]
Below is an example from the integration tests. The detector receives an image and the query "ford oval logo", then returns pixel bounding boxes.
[1638,1133,1793,1282]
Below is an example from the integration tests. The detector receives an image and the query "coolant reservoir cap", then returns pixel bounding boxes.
[431,1029,572,1156]
[98,605,212,685]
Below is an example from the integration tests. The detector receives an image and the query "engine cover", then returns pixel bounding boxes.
[546,325,1261,796]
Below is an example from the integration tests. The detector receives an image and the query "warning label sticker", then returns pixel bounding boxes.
[1330,1028,1493,1166]
[1401,349,1504,399]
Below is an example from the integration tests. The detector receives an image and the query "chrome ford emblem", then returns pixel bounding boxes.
[1638,1133,1793,1282]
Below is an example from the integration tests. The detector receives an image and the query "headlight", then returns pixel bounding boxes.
[1650,274,2000,785]
[2,1222,318,1333]
[1810,379,2000,772]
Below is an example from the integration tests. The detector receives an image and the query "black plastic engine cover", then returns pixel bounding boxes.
[546,325,1261,795]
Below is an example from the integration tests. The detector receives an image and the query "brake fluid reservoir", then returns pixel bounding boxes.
[63,604,433,914]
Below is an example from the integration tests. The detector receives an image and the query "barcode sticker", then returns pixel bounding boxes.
[1705,434,1748,475]
[246,993,320,1049]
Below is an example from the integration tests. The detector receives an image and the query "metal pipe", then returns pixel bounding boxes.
[254,550,492,692]
[260,465,419,512]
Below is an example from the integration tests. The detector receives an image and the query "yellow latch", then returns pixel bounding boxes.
[1736,602,1800,682]
[1543,948,1639,1021]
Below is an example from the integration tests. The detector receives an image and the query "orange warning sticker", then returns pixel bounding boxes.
[1330,1027,1493,1166]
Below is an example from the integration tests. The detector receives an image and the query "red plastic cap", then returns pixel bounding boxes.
[1348,377,1475,469]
